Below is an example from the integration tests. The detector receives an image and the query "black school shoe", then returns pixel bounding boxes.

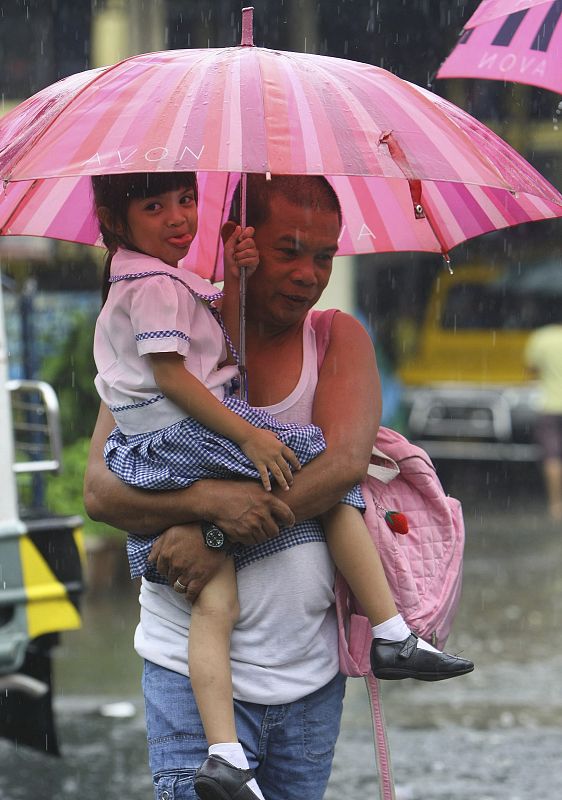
[370,633,474,681]
[194,755,259,800]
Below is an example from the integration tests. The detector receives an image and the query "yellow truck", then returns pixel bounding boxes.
[398,260,561,461]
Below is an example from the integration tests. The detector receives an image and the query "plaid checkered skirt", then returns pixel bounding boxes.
[114,396,365,581]
[105,396,327,490]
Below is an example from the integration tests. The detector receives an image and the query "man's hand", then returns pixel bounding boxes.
[208,481,295,545]
[148,524,225,603]
[147,484,295,600]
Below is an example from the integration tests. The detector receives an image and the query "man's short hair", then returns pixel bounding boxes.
[229,174,342,230]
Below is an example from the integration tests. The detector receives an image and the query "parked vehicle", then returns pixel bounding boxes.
[0,281,85,755]
[398,260,562,462]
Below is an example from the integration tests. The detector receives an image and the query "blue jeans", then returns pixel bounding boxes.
[142,660,346,800]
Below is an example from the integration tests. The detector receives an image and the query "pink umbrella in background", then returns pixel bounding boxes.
[437,0,562,94]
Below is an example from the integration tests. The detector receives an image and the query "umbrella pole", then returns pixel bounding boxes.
[238,172,248,401]
[238,6,253,401]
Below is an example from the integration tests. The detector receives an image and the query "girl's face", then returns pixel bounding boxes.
[123,185,198,267]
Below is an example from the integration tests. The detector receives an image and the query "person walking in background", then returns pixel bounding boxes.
[524,318,562,521]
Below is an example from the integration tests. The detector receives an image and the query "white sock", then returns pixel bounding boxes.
[372,614,441,653]
[372,613,410,642]
[208,743,265,800]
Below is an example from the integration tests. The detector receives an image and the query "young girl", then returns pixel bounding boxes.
[92,171,473,800]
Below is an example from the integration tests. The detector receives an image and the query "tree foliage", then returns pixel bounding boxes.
[44,437,120,539]
[40,311,100,445]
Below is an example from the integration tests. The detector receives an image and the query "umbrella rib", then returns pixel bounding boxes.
[253,50,272,176]
[379,137,449,255]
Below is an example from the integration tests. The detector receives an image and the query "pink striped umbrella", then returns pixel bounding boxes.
[1,5,562,279]
[437,0,562,94]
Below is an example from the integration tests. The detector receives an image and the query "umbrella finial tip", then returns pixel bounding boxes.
[241,7,254,47]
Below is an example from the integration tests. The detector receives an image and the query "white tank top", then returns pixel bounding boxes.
[133,314,339,703]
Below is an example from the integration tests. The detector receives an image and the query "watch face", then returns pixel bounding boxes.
[205,526,225,549]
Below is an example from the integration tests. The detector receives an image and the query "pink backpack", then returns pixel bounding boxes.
[311,309,466,799]
[335,427,465,677]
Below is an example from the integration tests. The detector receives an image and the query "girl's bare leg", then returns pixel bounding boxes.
[189,553,266,799]
[323,504,397,626]
[189,555,239,744]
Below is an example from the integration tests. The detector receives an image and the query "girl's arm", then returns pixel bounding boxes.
[151,352,299,490]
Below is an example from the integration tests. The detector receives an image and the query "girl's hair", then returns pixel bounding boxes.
[91,171,198,305]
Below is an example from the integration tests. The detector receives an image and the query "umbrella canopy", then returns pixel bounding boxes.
[1,4,562,279]
[3,166,561,283]
[437,0,562,94]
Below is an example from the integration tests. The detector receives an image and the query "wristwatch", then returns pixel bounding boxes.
[201,520,231,552]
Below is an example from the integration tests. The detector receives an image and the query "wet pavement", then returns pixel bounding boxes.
[1,464,561,799]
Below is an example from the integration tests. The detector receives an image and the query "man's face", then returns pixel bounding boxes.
[248,195,340,328]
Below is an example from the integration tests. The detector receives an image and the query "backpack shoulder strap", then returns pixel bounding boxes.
[310,308,339,369]
[366,675,397,800]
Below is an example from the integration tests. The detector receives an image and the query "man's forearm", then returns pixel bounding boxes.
[274,442,369,524]
[84,402,294,539]
[84,464,214,535]
[84,402,217,534]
